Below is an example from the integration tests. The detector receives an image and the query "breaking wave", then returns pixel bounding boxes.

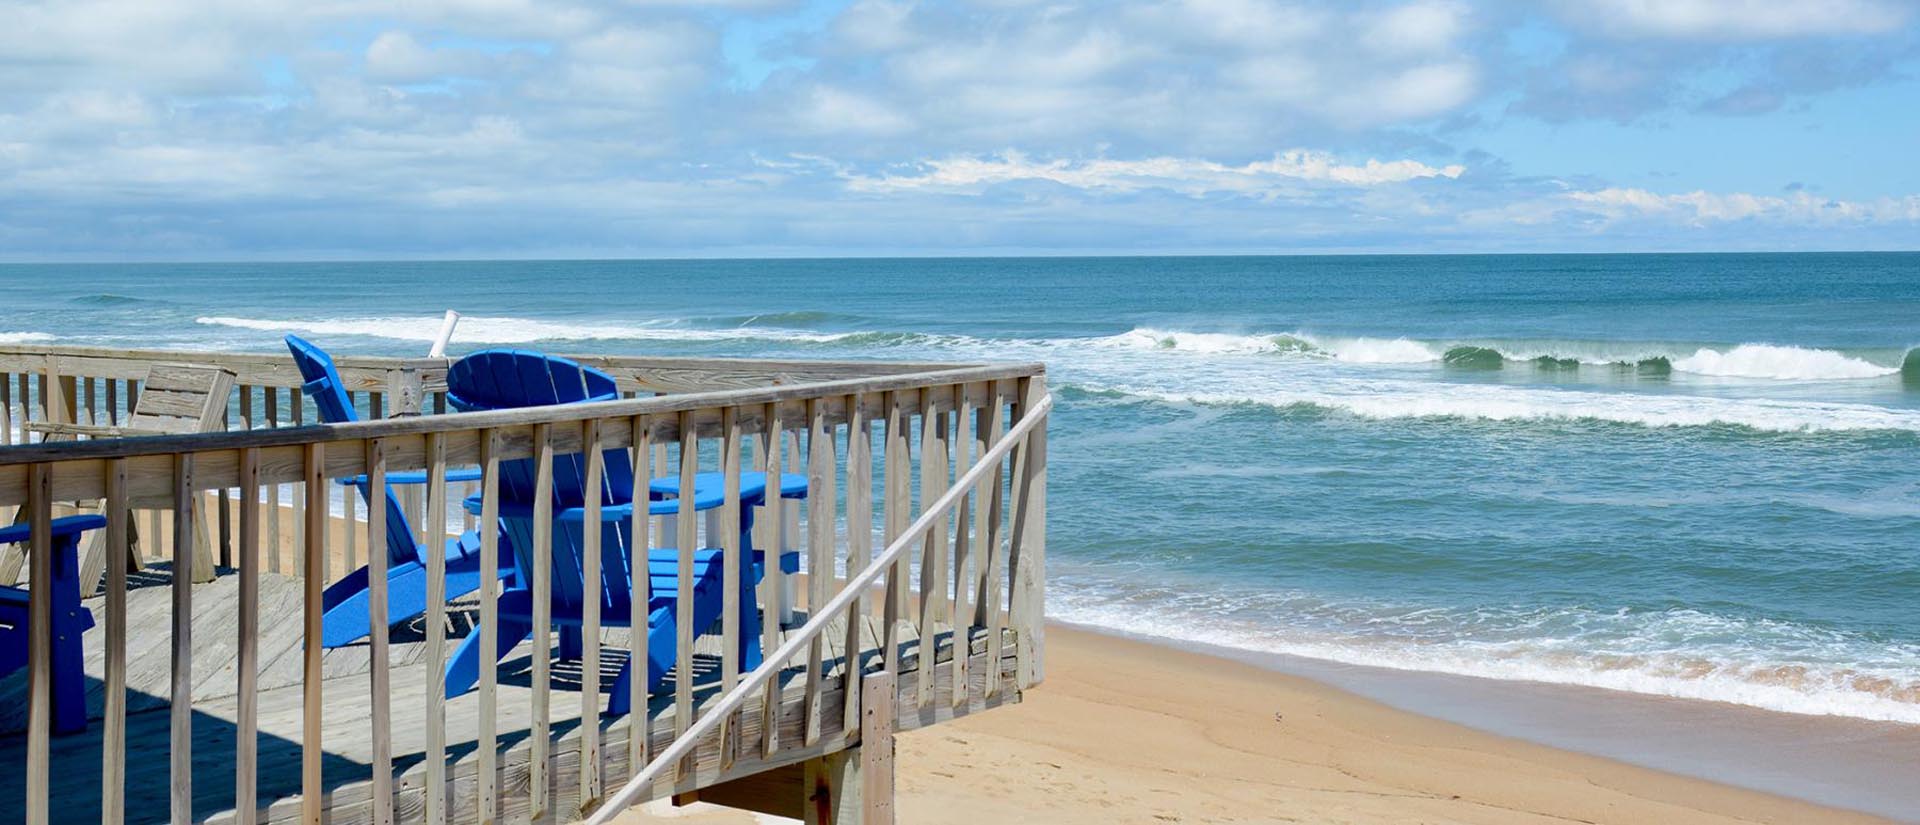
[1089,381,1920,434]
[1087,328,1912,382]
[0,332,55,344]
[195,315,861,344]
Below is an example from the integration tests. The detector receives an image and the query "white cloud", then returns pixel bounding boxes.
[1561,0,1912,39]
[1567,187,1920,225]
[840,150,1467,195]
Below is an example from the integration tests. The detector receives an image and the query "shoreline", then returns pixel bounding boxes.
[619,623,1902,824]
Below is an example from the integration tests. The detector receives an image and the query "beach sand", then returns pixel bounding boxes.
[616,624,1891,825]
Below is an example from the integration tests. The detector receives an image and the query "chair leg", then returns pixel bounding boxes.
[444,616,533,699]
[558,627,584,660]
[739,575,763,672]
[50,534,91,735]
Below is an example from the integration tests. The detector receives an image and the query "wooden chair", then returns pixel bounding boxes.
[25,363,236,440]
[19,363,236,588]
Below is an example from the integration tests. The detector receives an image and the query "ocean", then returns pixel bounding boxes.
[4,252,1918,729]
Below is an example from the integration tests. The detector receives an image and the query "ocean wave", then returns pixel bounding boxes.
[1088,381,1920,434]
[0,332,55,344]
[1053,585,1920,724]
[1080,328,1913,382]
[195,315,860,344]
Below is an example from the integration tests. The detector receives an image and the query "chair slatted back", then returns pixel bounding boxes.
[128,364,236,434]
[283,335,421,568]
[447,350,637,618]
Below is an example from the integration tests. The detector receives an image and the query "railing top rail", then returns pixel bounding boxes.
[0,361,1045,466]
[584,390,1053,825]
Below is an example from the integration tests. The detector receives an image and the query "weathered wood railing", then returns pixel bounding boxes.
[0,346,1047,825]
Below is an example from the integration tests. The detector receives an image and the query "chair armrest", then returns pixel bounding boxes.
[463,494,720,519]
[21,422,164,439]
[335,467,485,487]
[0,514,109,545]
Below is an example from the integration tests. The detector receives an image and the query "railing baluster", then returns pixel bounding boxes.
[629,415,652,769]
[24,463,52,825]
[366,438,395,825]
[881,391,906,678]
[581,419,605,813]
[675,411,698,758]
[170,453,194,825]
[950,383,976,709]
[917,388,950,708]
[235,449,259,825]
[424,432,449,825]
[291,388,310,583]
[300,442,325,825]
[531,421,554,818]
[977,381,1011,697]
[803,397,834,745]
[104,459,129,825]
[760,403,784,758]
[266,388,282,575]
[1009,375,1049,689]
[843,393,871,737]
[719,407,744,765]
[2,370,14,446]
[477,429,501,823]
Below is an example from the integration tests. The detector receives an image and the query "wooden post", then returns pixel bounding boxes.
[802,750,862,825]
[860,670,896,825]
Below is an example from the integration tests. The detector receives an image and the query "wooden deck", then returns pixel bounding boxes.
[0,564,1022,825]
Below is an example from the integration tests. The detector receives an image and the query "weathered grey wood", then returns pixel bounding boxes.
[720,406,744,757]
[1009,376,1048,689]
[301,442,324,825]
[976,382,1010,698]
[860,671,895,825]
[236,450,259,825]
[628,415,651,771]
[842,395,870,740]
[760,402,784,758]
[266,389,282,576]
[916,392,950,709]
[172,453,195,825]
[948,384,975,710]
[881,393,905,679]
[579,420,604,818]
[104,460,129,825]
[476,430,501,824]
[366,439,395,825]
[423,433,449,825]
[803,399,833,747]
[530,423,554,820]
[675,412,697,750]
[25,463,52,825]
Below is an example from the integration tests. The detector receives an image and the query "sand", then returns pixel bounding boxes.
[616,625,1892,825]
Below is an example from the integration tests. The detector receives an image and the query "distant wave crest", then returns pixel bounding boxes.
[0,332,55,344]
[1088,381,1920,434]
[1090,327,1912,381]
[195,315,861,344]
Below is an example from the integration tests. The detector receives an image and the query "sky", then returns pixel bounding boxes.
[1,0,1918,259]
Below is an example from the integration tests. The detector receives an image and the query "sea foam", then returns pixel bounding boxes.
[1053,584,1920,724]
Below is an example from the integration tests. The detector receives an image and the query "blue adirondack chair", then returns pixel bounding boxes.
[0,514,106,735]
[283,335,510,648]
[441,349,753,713]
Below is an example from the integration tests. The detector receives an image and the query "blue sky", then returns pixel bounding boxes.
[1,0,1917,259]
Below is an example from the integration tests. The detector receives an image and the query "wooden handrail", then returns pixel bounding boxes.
[584,392,1053,825]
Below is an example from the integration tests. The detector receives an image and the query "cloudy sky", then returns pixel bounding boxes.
[2,0,1917,259]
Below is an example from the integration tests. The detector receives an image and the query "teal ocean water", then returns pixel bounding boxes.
[4,253,1919,724]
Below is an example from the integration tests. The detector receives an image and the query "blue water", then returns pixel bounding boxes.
[5,253,1920,723]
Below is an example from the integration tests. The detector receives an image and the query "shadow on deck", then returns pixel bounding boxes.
[0,564,1020,825]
